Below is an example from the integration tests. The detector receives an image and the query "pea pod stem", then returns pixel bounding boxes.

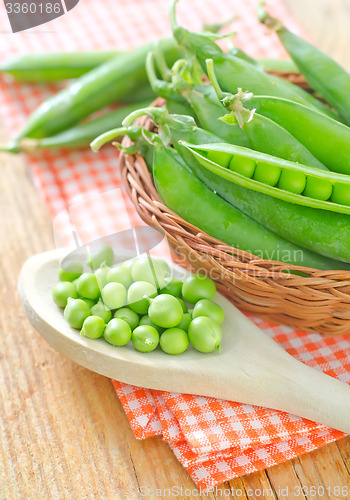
[202,16,236,34]
[206,58,255,129]
[0,142,20,154]
[155,47,172,82]
[90,126,137,153]
[257,2,284,31]
[122,106,196,134]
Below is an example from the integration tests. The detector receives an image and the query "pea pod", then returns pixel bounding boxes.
[243,95,350,175]
[258,4,350,125]
[4,101,151,153]
[153,145,347,270]
[181,142,350,215]
[0,52,118,83]
[0,46,296,84]
[178,144,350,264]
[13,38,182,142]
[206,60,327,170]
[169,0,337,119]
[258,58,299,74]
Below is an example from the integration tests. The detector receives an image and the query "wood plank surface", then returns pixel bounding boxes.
[0,0,349,498]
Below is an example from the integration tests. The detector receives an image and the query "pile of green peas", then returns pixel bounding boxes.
[52,245,224,355]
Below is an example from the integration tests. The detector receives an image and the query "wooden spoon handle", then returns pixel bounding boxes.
[208,309,350,434]
[247,354,350,434]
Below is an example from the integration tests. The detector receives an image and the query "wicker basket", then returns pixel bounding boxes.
[120,77,350,336]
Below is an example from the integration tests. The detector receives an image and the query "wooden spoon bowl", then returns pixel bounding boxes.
[18,248,350,434]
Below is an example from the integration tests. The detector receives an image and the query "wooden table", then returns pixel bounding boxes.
[1,0,350,497]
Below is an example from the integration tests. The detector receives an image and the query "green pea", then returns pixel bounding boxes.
[58,260,83,282]
[148,294,183,328]
[114,307,139,330]
[254,162,281,186]
[303,177,333,201]
[331,183,350,206]
[160,277,183,297]
[182,274,216,303]
[94,264,110,289]
[52,281,78,308]
[131,325,159,352]
[160,328,189,355]
[188,316,222,353]
[127,281,157,314]
[177,298,188,313]
[278,169,306,194]
[139,315,164,334]
[229,155,256,178]
[79,298,96,308]
[91,300,112,323]
[192,299,224,325]
[122,259,135,270]
[76,273,100,301]
[101,282,127,310]
[64,298,91,330]
[88,243,114,270]
[175,313,192,332]
[104,318,131,346]
[131,257,170,289]
[81,316,105,339]
[205,150,232,168]
[107,265,133,288]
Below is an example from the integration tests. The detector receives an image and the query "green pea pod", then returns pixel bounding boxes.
[179,144,350,264]
[181,142,350,214]
[15,39,182,141]
[153,144,349,271]
[6,100,151,153]
[258,58,299,74]
[258,5,350,125]
[0,52,118,83]
[244,95,350,175]
[169,0,337,120]
[234,111,327,169]
[206,61,327,170]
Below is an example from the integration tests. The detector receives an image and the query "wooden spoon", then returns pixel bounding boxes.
[18,248,350,434]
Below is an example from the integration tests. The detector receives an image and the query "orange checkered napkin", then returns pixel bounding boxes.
[1,0,349,490]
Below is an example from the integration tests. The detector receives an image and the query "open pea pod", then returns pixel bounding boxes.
[181,142,350,215]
